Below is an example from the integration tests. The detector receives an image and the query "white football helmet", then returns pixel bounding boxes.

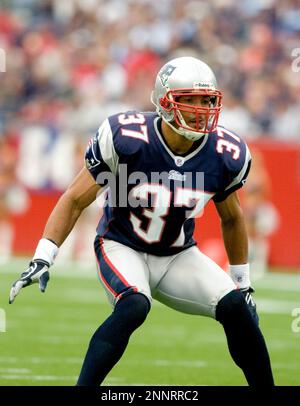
[151,56,222,141]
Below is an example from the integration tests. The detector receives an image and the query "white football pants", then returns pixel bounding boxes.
[95,238,236,318]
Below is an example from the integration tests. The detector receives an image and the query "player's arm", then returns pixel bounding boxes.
[9,167,101,303]
[212,133,252,287]
[215,191,258,324]
[43,166,101,247]
[214,191,248,266]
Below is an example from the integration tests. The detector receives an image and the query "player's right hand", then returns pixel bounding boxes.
[9,260,50,304]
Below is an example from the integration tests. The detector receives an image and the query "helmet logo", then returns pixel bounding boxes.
[159,64,176,86]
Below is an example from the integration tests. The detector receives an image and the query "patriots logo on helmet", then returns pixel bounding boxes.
[159,64,176,86]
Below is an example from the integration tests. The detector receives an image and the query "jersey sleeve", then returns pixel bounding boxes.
[84,118,119,184]
[213,135,252,202]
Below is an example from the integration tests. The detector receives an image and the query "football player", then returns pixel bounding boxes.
[9,56,274,386]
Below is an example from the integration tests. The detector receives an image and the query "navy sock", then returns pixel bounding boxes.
[77,293,150,386]
[216,290,274,386]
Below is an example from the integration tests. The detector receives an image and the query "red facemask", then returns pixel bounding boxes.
[159,88,222,134]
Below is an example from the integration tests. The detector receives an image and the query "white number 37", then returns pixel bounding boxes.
[216,128,240,160]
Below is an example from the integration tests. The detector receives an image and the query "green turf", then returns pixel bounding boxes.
[0,259,299,386]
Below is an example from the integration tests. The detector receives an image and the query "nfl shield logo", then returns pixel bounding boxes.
[174,157,184,167]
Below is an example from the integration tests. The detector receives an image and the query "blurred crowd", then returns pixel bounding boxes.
[1,0,300,192]
[0,0,297,262]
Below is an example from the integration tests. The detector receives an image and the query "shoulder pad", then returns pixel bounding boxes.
[108,111,156,156]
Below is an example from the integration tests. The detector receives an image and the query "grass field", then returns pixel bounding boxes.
[0,259,299,386]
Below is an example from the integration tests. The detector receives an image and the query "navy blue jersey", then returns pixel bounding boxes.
[85,111,251,256]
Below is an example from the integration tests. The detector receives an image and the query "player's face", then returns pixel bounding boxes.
[176,95,211,130]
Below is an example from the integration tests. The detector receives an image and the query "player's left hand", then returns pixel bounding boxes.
[9,260,50,304]
[240,287,259,325]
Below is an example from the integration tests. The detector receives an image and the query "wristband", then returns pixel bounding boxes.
[229,263,250,290]
[33,238,59,266]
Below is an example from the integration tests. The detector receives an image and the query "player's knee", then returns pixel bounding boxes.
[215,289,248,324]
[115,292,150,329]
